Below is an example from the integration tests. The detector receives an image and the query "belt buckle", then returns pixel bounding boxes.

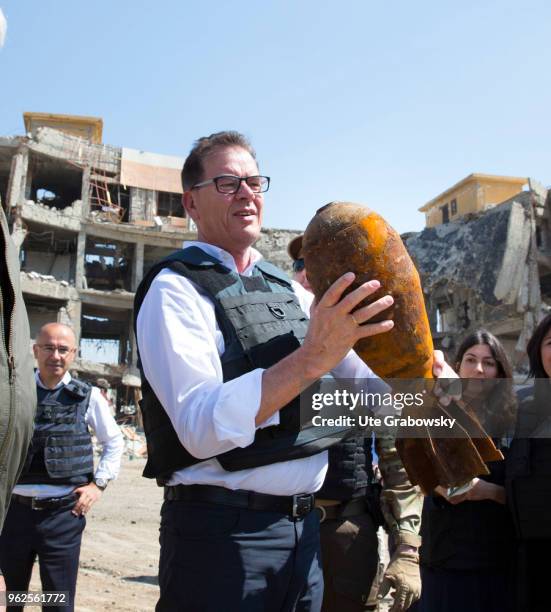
[292,494,313,518]
[31,497,42,511]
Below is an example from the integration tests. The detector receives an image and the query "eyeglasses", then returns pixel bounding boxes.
[37,344,74,356]
[192,175,270,195]
[293,258,305,273]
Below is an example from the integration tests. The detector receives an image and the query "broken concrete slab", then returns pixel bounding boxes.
[405,189,544,365]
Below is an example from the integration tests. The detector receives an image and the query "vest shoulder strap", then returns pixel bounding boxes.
[254,259,293,287]
[134,248,297,353]
[64,379,92,400]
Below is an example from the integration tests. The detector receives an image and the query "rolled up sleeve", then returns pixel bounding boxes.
[86,388,124,481]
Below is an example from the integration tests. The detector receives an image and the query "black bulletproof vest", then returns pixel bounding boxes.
[18,379,94,486]
[134,247,355,482]
[317,435,374,501]
[421,441,515,570]
[506,384,551,539]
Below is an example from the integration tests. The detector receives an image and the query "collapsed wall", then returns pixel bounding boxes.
[405,185,550,367]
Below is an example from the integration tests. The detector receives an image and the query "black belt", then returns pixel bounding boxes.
[165,484,315,518]
[316,497,367,522]
[12,493,76,511]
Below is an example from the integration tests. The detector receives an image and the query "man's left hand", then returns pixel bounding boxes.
[377,546,421,611]
[445,478,506,505]
[72,482,103,516]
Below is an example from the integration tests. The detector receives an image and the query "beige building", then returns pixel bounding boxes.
[419,173,527,227]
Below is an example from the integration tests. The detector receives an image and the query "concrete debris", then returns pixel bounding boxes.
[91,427,147,459]
[26,271,57,282]
[119,426,147,458]
[405,186,550,367]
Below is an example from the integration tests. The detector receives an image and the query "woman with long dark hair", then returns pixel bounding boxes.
[507,314,551,612]
[413,329,516,612]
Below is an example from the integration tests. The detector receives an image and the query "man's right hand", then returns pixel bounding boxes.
[255,273,394,426]
[300,272,394,379]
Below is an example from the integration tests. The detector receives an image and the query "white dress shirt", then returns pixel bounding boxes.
[14,371,124,498]
[136,241,380,496]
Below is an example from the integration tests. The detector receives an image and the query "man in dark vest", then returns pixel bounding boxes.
[0,323,124,612]
[135,131,448,611]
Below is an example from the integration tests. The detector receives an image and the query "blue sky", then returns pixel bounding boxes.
[2,0,550,233]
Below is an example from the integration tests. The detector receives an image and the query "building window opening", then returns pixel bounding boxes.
[459,301,470,329]
[84,238,132,291]
[440,204,450,224]
[20,226,77,283]
[80,310,130,365]
[24,296,65,340]
[435,303,452,333]
[80,337,120,364]
[451,199,457,216]
[436,306,443,333]
[29,153,83,211]
[0,169,9,210]
[157,191,184,218]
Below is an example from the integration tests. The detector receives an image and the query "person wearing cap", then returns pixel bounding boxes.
[287,236,423,612]
[96,378,115,415]
[0,323,124,612]
[288,234,312,291]
[134,131,448,611]
[96,377,109,390]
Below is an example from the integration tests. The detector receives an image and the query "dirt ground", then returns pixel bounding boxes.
[27,456,392,611]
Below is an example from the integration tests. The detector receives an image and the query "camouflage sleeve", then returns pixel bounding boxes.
[375,434,423,551]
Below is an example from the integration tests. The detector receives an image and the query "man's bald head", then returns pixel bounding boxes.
[34,323,77,388]
[36,323,76,346]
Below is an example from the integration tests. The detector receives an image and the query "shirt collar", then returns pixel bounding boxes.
[182,240,263,276]
[35,370,71,390]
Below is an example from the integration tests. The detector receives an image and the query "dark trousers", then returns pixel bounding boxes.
[319,510,379,612]
[0,497,85,612]
[411,565,513,612]
[156,500,323,612]
[516,540,547,612]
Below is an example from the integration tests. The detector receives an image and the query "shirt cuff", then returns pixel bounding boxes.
[212,368,274,448]
[93,470,113,482]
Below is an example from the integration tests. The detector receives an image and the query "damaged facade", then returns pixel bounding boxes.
[1,113,300,414]
[406,179,551,367]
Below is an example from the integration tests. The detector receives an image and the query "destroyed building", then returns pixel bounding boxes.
[1,113,300,413]
[406,179,551,367]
